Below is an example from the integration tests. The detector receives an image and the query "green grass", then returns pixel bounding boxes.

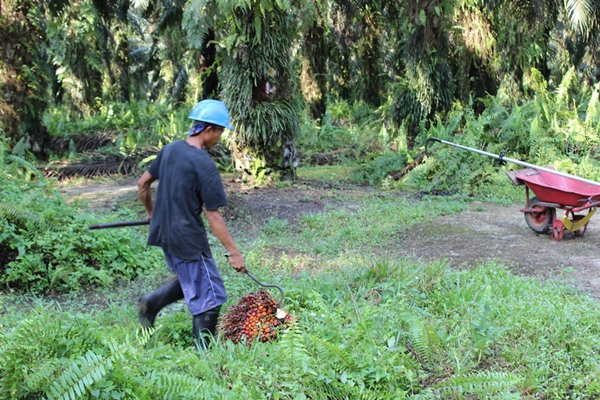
[250,193,465,264]
[2,257,600,399]
[296,165,354,182]
[2,168,600,399]
[3,86,598,397]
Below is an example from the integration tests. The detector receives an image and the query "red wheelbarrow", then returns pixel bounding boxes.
[426,137,600,241]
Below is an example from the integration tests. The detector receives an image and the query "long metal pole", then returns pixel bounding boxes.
[426,137,600,187]
[88,220,150,230]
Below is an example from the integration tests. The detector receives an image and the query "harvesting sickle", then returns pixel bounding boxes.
[225,254,285,306]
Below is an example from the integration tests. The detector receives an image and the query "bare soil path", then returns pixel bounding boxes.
[399,202,600,298]
[61,177,600,299]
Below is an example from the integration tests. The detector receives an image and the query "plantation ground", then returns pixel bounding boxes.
[62,175,600,300]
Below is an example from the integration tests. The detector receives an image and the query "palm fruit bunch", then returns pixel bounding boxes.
[219,290,295,345]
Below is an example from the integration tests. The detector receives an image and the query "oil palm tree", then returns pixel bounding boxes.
[218,0,307,180]
[0,1,50,157]
[389,0,454,147]
[301,1,328,120]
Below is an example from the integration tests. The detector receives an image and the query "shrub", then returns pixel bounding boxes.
[0,160,161,293]
[352,151,409,184]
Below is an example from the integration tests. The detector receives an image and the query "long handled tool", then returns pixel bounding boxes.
[87,220,285,303]
[245,270,285,305]
[88,220,150,229]
[225,254,284,305]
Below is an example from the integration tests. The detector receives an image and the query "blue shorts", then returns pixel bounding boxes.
[164,251,227,316]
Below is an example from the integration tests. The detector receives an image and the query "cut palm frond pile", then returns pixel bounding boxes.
[42,149,157,180]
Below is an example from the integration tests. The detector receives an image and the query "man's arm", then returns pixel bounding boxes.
[137,170,156,219]
[205,209,246,273]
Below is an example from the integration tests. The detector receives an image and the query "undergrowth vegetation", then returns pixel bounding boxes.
[0,150,162,293]
[406,68,600,195]
[33,66,600,190]
[44,101,188,153]
[2,256,600,399]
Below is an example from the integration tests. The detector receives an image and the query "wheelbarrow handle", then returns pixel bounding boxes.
[426,136,600,187]
[88,220,150,230]
[225,254,285,305]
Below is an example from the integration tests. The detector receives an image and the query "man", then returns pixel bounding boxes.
[137,99,246,349]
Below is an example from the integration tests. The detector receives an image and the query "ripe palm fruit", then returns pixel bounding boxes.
[219,290,295,345]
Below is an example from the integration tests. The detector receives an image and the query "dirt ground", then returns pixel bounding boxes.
[62,177,600,300]
[400,202,600,298]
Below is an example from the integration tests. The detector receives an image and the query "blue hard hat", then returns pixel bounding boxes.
[188,99,233,130]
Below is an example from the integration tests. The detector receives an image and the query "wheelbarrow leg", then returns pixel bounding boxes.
[552,219,565,241]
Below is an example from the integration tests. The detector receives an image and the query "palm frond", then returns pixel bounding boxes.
[42,149,155,180]
[49,132,116,154]
[566,0,595,34]
[131,0,151,12]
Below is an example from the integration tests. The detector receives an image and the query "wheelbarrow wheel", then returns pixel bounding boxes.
[524,197,554,234]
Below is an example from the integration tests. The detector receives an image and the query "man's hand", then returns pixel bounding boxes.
[226,252,246,274]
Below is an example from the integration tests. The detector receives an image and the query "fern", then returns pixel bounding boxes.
[0,201,45,230]
[0,202,28,223]
[5,154,46,181]
[402,312,442,369]
[555,66,576,108]
[0,344,7,399]
[182,0,213,50]
[306,333,395,399]
[308,333,357,373]
[47,350,112,400]
[432,370,522,399]
[0,318,45,399]
[46,328,156,400]
[277,321,311,370]
[584,84,600,127]
[146,371,203,399]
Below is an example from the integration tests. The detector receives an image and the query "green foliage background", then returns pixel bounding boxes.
[2,0,600,398]
[3,0,600,167]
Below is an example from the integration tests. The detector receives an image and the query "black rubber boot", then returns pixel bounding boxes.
[138,278,184,328]
[192,306,221,350]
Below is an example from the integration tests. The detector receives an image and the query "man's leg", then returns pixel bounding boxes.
[192,306,221,350]
[167,252,227,348]
[138,277,184,328]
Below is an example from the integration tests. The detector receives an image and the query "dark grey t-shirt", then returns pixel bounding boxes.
[147,140,228,259]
